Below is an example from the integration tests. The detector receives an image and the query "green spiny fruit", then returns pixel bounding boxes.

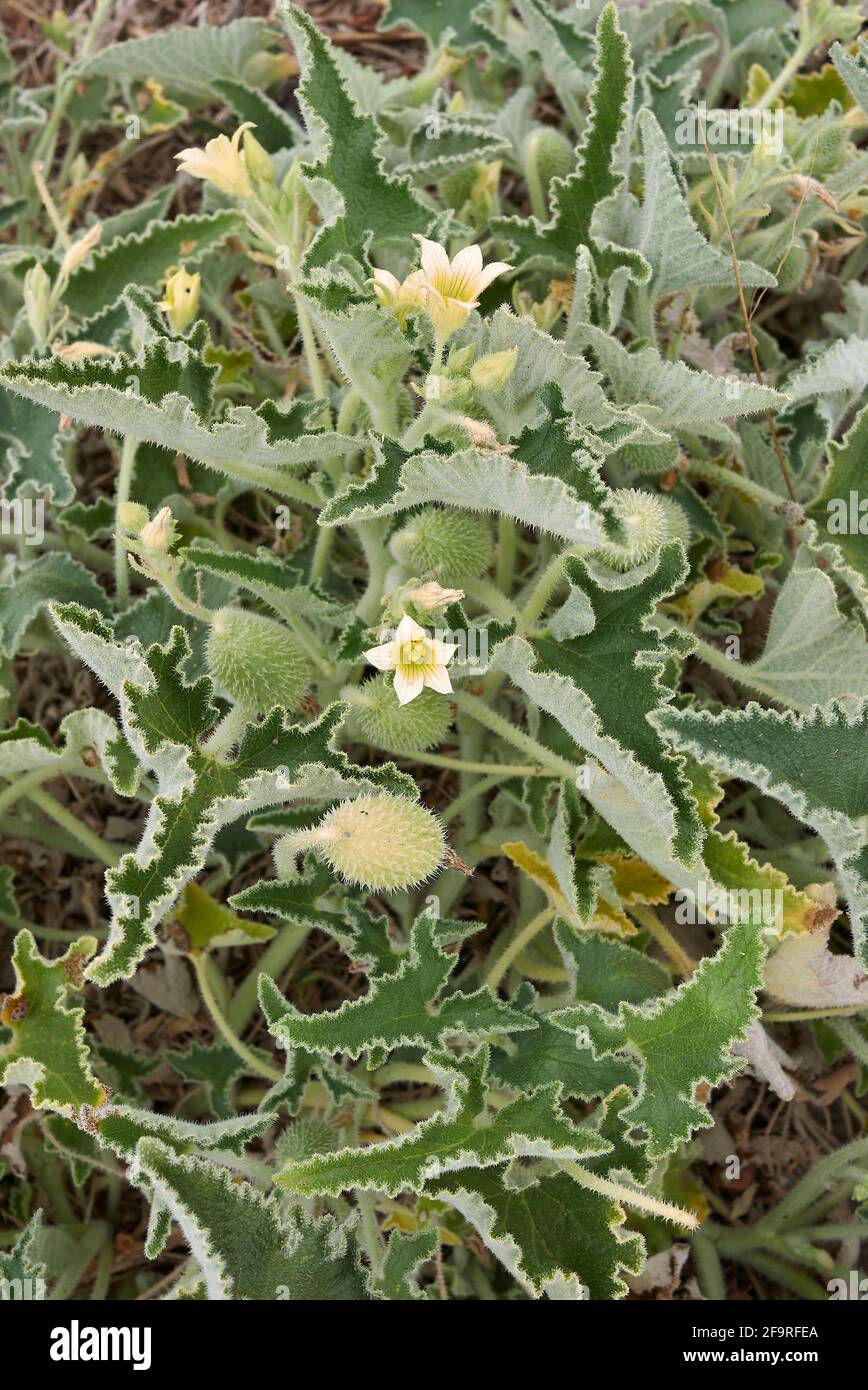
[278,793,446,892]
[206,607,311,712]
[440,164,481,212]
[350,674,453,754]
[391,507,493,583]
[524,125,574,191]
[802,124,847,173]
[594,489,690,572]
[655,495,692,550]
[775,240,809,292]
[274,1120,338,1165]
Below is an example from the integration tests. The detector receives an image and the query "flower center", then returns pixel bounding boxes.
[400,638,432,668]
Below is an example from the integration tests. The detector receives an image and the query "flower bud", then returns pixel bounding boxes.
[23,263,52,346]
[446,343,475,374]
[433,47,466,79]
[470,347,517,392]
[406,581,464,611]
[206,607,311,712]
[391,507,493,584]
[52,339,114,363]
[349,674,453,754]
[243,128,275,184]
[59,222,102,280]
[159,267,201,332]
[118,502,150,534]
[276,793,446,892]
[139,505,176,555]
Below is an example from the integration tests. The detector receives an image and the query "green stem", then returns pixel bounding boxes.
[279,611,335,676]
[451,689,578,780]
[27,788,120,866]
[370,1061,435,1087]
[227,920,311,1033]
[691,1230,727,1300]
[413,752,544,777]
[629,903,694,978]
[356,520,389,623]
[0,908,106,942]
[441,772,504,825]
[484,906,555,990]
[114,434,138,609]
[762,1005,868,1023]
[519,545,581,629]
[309,524,336,584]
[0,765,64,818]
[201,703,255,761]
[294,296,328,399]
[754,29,811,111]
[737,1252,828,1300]
[461,577,520,621]
[495,515,517,595]
[688,457,802,514]
[191,951,281,1083]
[157,572,212,623]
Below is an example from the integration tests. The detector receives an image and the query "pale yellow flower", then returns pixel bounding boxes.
[159,267,201,331]
[370,268,427,329]
[364,613,457,706]
[412,235,511,341]
[175,123,255,198]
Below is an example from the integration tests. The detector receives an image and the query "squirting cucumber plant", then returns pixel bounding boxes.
[0,0,867,1304]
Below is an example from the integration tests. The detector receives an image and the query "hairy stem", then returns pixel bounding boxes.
[191,950,281,1083]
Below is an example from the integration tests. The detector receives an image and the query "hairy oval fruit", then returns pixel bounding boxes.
[595,489,690,572]
[206,607,311,712]
[391,507,493,583]
[300,794,446,892]
[350,674,453,754]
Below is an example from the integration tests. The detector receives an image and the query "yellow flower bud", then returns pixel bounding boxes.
[118,502,150,534]
[470,347,517,391]
[243,128,274,184]
[159,267,201,332]
[433,48,466,79]
[446,343,475,374]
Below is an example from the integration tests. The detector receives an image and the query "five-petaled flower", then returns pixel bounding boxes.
[370,268,427,329]
[412,235,511,341]
[175,123,255,198]
[363,613,458,705]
